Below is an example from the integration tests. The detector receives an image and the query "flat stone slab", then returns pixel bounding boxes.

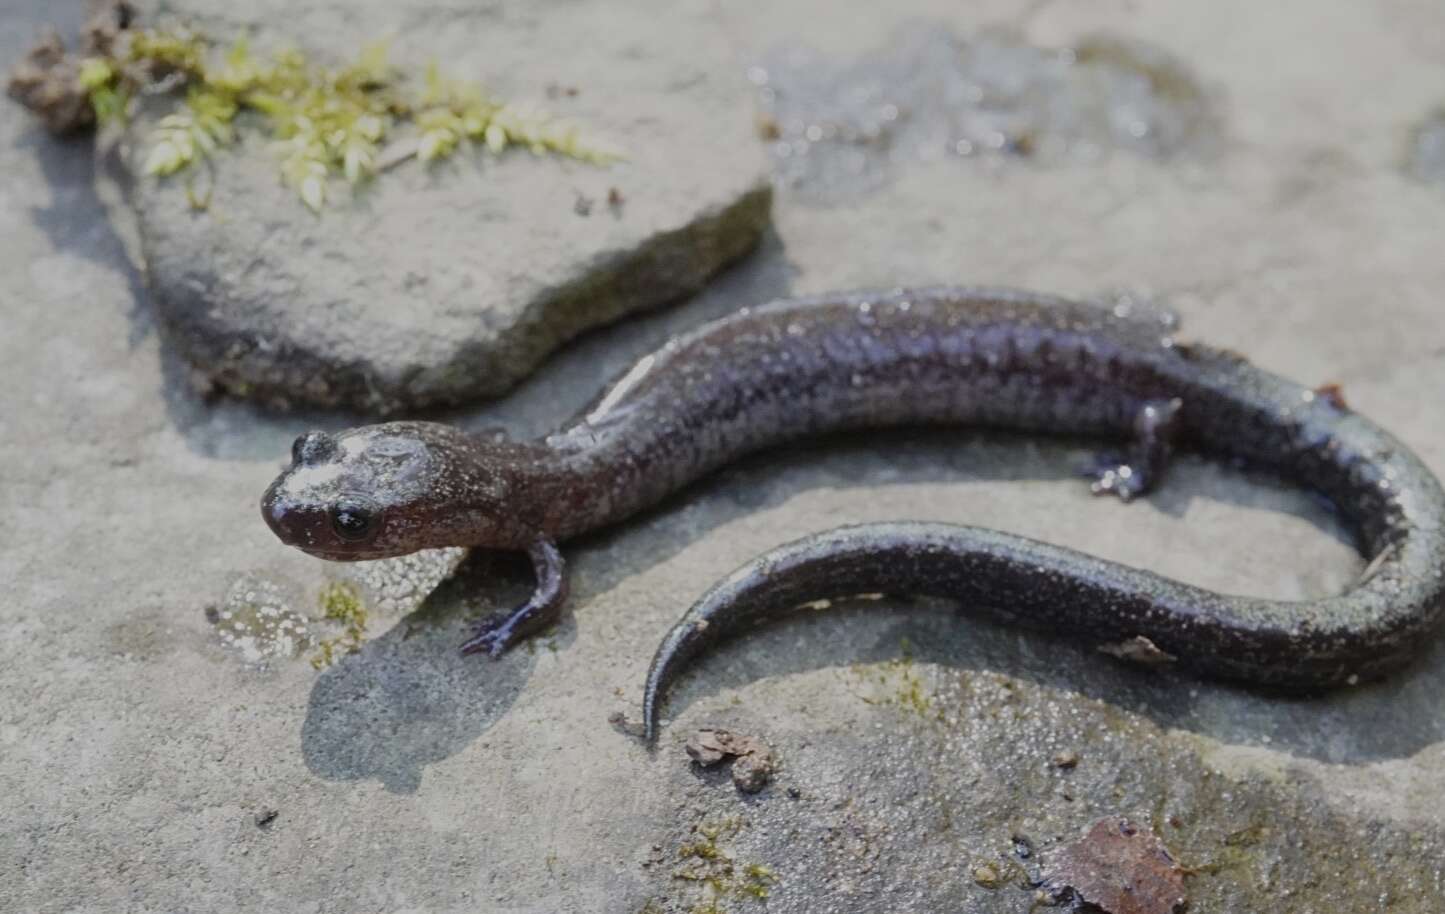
[9,0,1445,912]
[122,0,772,413]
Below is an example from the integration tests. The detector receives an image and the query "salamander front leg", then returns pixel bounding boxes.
[1086,398,1182,502]
[461,539,569,658]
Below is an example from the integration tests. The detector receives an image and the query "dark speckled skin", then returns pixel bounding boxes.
[259,287,1445,701]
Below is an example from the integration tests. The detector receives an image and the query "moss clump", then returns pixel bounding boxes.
[13,6,622,211]
[309,581,368,669]
[737,864,775,899]
[412,62,617,167]
[671,818,776,913]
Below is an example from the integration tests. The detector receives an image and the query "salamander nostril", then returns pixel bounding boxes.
[260,482,299,542]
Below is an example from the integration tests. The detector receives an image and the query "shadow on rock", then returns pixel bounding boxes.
[17,128,152,346]
[301,550,573,793]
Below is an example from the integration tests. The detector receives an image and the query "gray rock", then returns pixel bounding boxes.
[9,0,1445,912]
[122,0,772,413]
[753,25,1220,203]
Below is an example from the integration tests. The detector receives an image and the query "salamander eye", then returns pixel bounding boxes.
[292,431,337,466]
[330,500,376,542]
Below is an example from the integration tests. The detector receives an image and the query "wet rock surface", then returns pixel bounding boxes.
[754,24,1218,203]
[121,0,772,413]
[7,1,1445,912]
[646,647,1445,911]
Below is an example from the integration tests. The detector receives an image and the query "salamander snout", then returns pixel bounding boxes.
[259,430,393,560]
[260,479,382,557]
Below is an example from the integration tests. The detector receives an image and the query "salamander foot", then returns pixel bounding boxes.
[1083,397,1182,503]
[459,538,568,659]
[460,612,523,658]
[1086,455,1147,502]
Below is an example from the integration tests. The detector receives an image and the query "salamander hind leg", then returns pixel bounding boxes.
[461,539,569,658]
[1086,398,1182,502]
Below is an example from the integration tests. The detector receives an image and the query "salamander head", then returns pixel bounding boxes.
[260,422,538,560]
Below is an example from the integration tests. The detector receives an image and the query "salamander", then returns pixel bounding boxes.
[258,287,1445,734]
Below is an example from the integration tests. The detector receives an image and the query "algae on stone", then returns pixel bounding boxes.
[12,9,622,210]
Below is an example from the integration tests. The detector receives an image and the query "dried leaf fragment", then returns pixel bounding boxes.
[6,29,92,134]
[1045,817,1187,914]
[685,727,776,793]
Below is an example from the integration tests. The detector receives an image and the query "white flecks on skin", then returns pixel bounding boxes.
[340,434,371,460]
[280,462,347,499]
[588,353,658,423]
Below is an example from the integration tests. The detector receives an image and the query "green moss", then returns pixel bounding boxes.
[969,858,1028,890]
[127,27,209,76]
[971,862,1005,889]
[66,16,621,210]
[1223,821,1271,848]
[738,864,775,899]
[309,580,368,669]
[848,639,944,722]
[669,818,777,912]
[412,61,620,166]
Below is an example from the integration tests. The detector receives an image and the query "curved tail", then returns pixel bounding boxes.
[639,518,1445,744]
